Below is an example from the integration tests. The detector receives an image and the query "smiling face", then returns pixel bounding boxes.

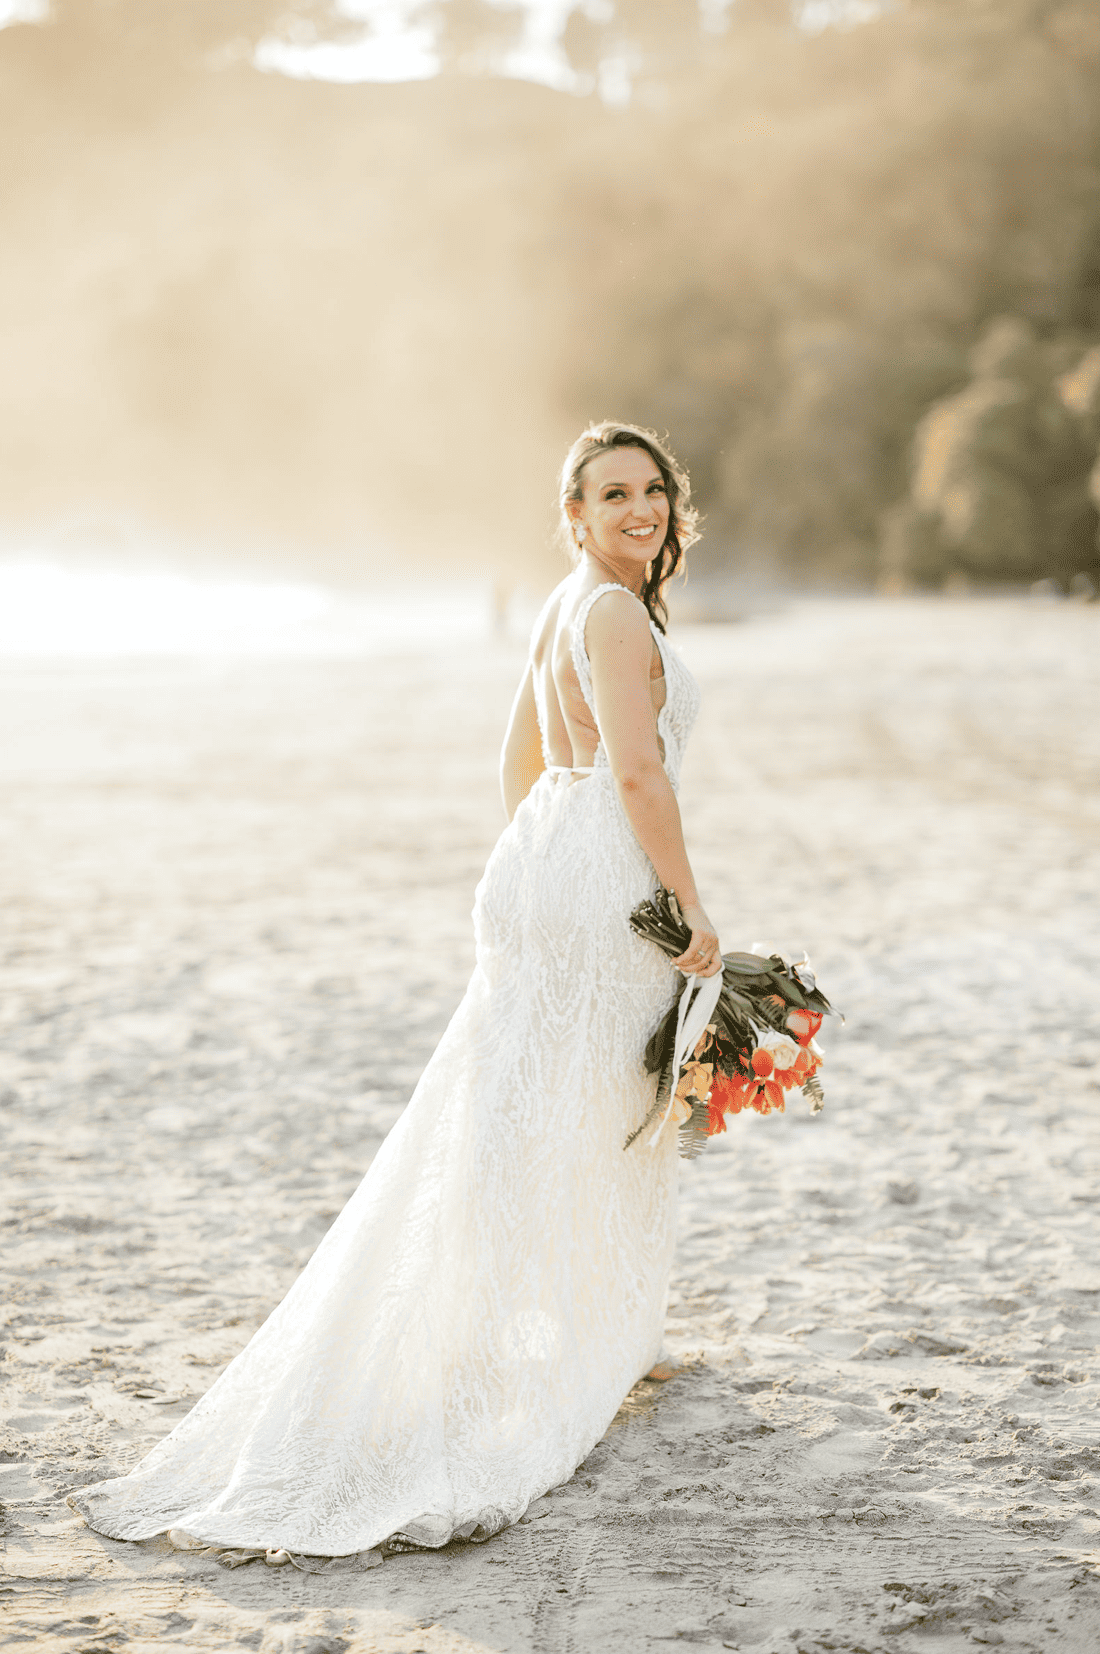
[568,445,670,575]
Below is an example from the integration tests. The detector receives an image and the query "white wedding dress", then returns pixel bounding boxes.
[71,583,701,1559]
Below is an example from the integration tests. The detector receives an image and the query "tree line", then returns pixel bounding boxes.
[1,1,1097,588]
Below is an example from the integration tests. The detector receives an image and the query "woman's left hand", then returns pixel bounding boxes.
[672,903,723,976]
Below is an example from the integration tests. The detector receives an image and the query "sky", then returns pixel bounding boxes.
[0,2,889,95]
[254,2,889,95]
[0,0,47,24]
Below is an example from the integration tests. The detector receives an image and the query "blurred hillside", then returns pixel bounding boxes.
[2,0,1099,587]
[882,315,1100,590]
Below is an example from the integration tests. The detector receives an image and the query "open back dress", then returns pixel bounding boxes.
[71,582,701,1560]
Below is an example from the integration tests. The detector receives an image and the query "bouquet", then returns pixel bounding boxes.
[625,888,838,1160]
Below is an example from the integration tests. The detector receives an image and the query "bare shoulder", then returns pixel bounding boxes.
[582,585,651,652]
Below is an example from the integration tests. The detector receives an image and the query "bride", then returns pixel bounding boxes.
[70,421,723,1563]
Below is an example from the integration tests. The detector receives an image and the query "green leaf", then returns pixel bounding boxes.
[767,972,806,1006]
[722,952,774,975]
[643,1005,679,1073]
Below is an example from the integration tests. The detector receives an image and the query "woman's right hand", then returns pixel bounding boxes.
[672,902,723,976]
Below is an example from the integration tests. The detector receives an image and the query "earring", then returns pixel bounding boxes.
[574,525,587,546]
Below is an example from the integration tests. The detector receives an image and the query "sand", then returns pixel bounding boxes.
[2,594,1099,1654]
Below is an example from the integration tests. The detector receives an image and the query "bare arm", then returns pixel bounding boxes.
[500,662,545,821]
[586,592,721,976]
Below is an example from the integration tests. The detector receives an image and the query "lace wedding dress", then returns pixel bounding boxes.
[71,583,701,1560]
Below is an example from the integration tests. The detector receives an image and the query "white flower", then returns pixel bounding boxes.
[756,1029,801,1072]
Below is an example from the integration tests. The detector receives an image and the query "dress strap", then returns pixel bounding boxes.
[569,582,639,720]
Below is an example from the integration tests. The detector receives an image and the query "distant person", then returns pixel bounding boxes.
[69,422,722,1565]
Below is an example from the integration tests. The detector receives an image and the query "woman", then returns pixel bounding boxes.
[70,421,722,1564]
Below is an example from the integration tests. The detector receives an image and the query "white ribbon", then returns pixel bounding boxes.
[647,968,724,1149]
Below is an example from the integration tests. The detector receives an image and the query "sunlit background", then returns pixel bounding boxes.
[2,0,1099,650]
[5,13,1100,1648]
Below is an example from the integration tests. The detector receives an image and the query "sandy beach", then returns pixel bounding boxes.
[2,594,1100,1654]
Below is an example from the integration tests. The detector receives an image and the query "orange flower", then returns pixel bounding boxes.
[676,1060,714,1104]
[786,1008,824,1046]
[792,1047,818,1084]
[748,1078,786,1115]
[706,1071,747,1135]
[692,1024,717,1061]
[704,1043,812,1133]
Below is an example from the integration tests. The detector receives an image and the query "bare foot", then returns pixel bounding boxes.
[645,1358,680,1382]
